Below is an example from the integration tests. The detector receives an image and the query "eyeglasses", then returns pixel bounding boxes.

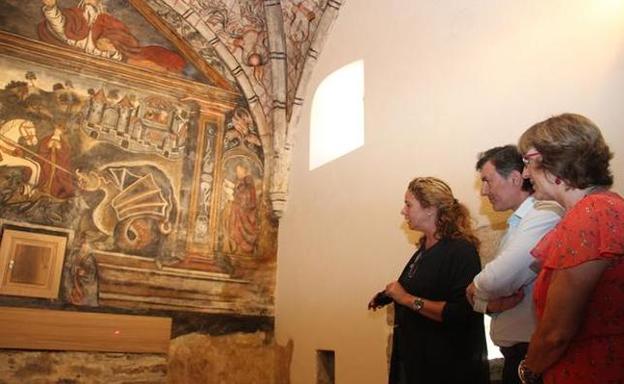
[522,151,541,166]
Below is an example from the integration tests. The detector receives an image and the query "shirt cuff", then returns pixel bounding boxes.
[472,297,488,313]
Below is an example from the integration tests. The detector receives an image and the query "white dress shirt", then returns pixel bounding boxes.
[473,196,562,347]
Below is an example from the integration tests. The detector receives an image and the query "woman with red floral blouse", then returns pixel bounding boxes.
[517,113,624,384]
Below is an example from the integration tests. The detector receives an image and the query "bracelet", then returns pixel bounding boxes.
[518,359,542,384]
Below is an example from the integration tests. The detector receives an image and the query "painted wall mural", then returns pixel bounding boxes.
[0,0,345,380]
[0,0,345,221]
[0,31,276,319]
[38,0,186,74]
[283,0,327,116]
[0,0,223,84]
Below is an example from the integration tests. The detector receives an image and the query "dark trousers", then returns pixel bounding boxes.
[500,342,529,384]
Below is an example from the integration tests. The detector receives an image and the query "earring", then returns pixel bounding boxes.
[555,177,561,185]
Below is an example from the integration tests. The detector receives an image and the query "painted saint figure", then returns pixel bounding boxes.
[38,0,186,74]
[223,164,259,255]
[68,240,98,306]
[37,122,75,199]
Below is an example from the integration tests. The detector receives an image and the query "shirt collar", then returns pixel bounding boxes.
[507,196,535,227]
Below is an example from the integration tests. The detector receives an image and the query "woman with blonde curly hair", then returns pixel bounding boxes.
[369,177,489,384]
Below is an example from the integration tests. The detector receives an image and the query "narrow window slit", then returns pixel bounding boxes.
[316,349,335,384]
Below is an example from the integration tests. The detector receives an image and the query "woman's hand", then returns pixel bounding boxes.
[367,295,378,311]
[368,290,393,311]
[385,281,411,307]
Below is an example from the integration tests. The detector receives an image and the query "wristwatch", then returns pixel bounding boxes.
[412,297,424,312]
[518,359,542,384]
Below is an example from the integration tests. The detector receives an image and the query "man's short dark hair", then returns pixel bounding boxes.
[476,145,533,192]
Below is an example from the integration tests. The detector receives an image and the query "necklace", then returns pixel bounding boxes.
[407,249,425,279]
[407,239,439,279]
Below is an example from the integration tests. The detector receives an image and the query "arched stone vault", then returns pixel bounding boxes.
[145,0,344,218]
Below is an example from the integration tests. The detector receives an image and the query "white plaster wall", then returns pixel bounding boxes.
[275,1,624,383]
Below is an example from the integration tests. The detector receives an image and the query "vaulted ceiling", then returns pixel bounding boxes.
[138,0,343,216]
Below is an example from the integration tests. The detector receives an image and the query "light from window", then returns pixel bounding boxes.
[309,60,364,170]
[485,316,503,360]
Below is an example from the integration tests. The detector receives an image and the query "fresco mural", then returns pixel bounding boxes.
[0,0,344,379]
[283,0,327,116]
[0,0,217,83]
[0,58,184,235]
[0,32,275,317]
[39,0,187,73]
[197,0,270,96]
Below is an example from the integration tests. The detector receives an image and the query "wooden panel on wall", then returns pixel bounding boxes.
[0,307,171,353]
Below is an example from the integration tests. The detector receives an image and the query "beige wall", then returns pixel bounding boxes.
[275,1,624,383]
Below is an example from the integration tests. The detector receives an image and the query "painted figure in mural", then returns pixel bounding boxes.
[37,122,75,199]
[0,119,41,197]
[223,163,259,254]
[38,0,186,74]
[225,107,261,150]
[68,240,98,306]
[173,109,189,147]
[368,177,489,384]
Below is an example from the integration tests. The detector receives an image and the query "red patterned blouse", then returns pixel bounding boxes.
[532,191,624,384]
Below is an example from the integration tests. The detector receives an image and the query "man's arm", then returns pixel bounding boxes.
[466,282,524,314]
[473,209,559,299]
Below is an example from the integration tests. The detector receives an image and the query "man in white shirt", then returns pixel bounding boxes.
[466,145,561,384]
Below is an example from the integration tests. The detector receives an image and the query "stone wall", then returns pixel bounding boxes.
[0,351,168,384]
[0,331,292,384]
[168,332,292,384]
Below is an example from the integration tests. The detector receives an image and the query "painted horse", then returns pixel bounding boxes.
[0,119,40,197]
